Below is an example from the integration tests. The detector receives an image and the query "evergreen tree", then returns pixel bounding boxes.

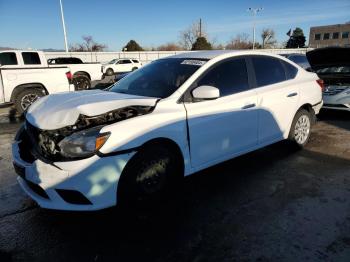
[191,37,212,50]
[286,27,306,48]
[123,40,143,51]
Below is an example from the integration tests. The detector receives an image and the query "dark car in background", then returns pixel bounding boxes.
[47,57,83,64]
[114,72,129,82]
[306,47,350,111]
[280,53,311,70]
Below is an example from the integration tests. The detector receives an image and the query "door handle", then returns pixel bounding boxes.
[241,103,256,109]
[287,92,298,97]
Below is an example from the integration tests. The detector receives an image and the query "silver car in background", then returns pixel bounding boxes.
[306,47,350,111]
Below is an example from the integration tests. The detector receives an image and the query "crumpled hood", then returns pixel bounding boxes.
[306,47,350,70]
[26,90,158,130]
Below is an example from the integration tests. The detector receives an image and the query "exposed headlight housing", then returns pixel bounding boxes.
[58,126,110,159]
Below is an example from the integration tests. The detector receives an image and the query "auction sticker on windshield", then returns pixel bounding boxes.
[181,60,207,66]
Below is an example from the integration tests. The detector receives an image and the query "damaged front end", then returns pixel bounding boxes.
[18,105,154,162]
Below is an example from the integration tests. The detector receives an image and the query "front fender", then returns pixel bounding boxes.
[99,102,190,173]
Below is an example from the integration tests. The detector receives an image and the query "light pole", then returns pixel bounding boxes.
[247,7,263,50]
[59,0,69,52]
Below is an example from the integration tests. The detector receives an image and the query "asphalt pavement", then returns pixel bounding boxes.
[0,108,350,262]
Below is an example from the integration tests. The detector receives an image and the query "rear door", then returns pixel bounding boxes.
[117,59,133,72]
[184,57,258,168]
[250,56,299,144]
[21,52,44,68]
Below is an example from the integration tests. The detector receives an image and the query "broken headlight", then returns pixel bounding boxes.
[58,126,110,159]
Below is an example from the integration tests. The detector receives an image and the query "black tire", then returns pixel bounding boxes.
[132,67,138,71]
[72,75,91,91]
[117,144,183,217]
[14,88,44,114]
[106,68,114,76]
[288,109,313,147]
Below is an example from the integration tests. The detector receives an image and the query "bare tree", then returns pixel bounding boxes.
[179,21,207,50]
[70,36,107,52]
[226,33,253,49]
[261,28,277,49]
[157,42,183,51]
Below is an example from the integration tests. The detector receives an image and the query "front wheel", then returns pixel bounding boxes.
[117,144,183,217]
[288,109,313,147]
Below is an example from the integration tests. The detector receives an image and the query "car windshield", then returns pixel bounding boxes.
[316,66,350,75]
[109,58,206,98]
[108,59,118,64]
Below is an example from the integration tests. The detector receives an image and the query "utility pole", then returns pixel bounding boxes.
[247,7,263,50]
[59,0,69,52]
[199,18,202,37]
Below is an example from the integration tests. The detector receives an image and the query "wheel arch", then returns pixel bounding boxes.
[10,83,48,102]
[116,137,185,204]
[73,71,91,80]
[140,137,185,171]
[298,103,316,123]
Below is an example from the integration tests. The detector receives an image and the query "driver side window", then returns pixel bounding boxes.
[195,58,249,97]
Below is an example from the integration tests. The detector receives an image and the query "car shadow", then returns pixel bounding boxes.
[318,109,350,131]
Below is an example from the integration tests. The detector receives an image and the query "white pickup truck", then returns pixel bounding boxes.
[47,57,103,90]
[0,50,74,113]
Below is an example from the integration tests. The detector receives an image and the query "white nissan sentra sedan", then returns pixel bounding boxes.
[12,50,323,211]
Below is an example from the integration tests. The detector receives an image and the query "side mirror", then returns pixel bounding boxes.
[192,85,220,100]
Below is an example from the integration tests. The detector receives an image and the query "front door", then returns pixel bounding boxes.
[184,57,258,169]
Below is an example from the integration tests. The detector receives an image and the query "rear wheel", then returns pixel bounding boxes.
[288,109,313,147]
[106,68,114,76]
[132,67,138,71]
[72,75,91,91]
[14,88,44,114]
[118,144,183,217]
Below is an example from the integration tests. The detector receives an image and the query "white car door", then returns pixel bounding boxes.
[251,56,299,144]
[184,58,258,168]
[116,59,132,72]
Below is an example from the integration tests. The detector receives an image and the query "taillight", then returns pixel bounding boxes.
[316,79,325,92]
[66,71,72,81]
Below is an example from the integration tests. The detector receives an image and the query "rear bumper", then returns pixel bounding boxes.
[12,141,134,211]
[312,101,323,115]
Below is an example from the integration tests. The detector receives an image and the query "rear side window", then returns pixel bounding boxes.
[0,52,18,65]
[289,55,307,64]
[252,56,286,87]
[22,52,41,65]
[132,59,139,63]
[120,59,132,64]
[196,58,249,97]
[281,61,298,79]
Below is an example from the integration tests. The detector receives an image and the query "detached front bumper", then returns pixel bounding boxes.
[12,141,134,211]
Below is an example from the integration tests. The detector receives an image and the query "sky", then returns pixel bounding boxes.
[0,0,349,51]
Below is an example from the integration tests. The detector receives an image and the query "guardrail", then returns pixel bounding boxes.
[45,48,313,64]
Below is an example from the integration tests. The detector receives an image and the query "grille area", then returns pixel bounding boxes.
[18,128,36,163]
[323,85,349,96]
[25,121,63,161]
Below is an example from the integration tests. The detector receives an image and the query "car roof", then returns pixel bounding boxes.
[168,50,285,60]
[115,58,138,60]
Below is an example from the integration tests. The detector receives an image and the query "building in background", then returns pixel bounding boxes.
[309,23,350,48]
